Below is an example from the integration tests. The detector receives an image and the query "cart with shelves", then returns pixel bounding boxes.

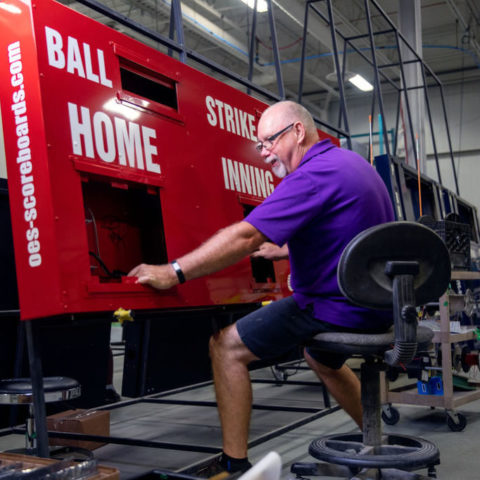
[381,271,480,431]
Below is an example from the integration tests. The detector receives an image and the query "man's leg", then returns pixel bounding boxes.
[304,348,363,429]
[209,323,259,458]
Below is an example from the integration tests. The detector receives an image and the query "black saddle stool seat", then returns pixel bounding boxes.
[0,377,81,404]
[0,376,81,452]
[295,221,451,478]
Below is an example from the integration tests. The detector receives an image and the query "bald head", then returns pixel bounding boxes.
[257,101,321,176]
[260,101,319,145]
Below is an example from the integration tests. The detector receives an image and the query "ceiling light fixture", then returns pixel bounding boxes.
[239,0,268,13]
[348,74,374,92]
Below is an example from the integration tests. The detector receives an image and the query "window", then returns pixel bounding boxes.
[243,204,276,283]
[83,177,167,282]
[120,66,177,110]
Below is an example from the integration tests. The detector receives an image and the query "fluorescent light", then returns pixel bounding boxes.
[239,0,268,13]
[348,74,374,92]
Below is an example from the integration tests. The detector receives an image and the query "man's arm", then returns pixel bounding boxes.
[128,221,268,290]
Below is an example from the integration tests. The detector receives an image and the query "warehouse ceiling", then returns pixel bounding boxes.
[60,0,480,122]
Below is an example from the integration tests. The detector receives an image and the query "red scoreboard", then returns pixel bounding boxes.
[0,0,337,320]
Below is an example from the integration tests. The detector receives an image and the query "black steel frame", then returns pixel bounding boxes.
[3,0,462,465]
[0,365,338,472]
[300,0,459,193]
[72,0,349,140]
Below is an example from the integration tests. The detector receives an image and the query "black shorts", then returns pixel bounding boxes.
[236,296,372,370]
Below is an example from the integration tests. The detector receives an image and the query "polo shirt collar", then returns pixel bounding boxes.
[298,139,334,167]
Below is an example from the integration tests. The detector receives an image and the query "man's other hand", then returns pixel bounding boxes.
[251,242,289,261]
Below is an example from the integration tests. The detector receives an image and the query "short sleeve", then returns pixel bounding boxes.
[245,171,325,246]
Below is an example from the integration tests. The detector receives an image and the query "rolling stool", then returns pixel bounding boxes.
[291,221,451,480]
[0,376,81,454]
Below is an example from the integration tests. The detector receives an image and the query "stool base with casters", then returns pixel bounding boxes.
[291,221,451,480]
[292,327,440,480]
[0,376,81,454]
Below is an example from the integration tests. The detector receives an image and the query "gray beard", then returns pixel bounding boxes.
[272,161,287,178]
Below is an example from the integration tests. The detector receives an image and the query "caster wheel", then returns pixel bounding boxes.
[386,367,399,382]
[382,405,400,425]
[271,366,287,382]
[447,412,466,431]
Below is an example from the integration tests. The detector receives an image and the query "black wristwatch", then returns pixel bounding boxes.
[170,260,186,284]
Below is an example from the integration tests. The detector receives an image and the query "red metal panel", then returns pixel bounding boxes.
[0,1,64,318]
[0,0,339,320]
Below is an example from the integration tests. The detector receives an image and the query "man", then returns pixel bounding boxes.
[128,101,394,475]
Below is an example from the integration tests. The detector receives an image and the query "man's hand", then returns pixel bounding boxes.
[251,242,289,261]
[128,263,178,290]
[128,222,267,290]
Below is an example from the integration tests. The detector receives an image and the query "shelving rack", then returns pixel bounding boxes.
[382,270,480,431]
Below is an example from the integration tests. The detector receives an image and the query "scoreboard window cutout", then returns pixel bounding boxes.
[82,177,168,283]
[115,52,183,123]
[242,203,276,284]
[120,66,178,111]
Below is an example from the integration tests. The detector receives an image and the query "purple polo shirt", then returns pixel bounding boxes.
[245,139,395,329]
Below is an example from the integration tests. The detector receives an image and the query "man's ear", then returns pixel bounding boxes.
[294,121,306,144]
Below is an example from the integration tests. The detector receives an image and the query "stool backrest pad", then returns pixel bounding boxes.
[337,221,451,310]
[328,221,452,366]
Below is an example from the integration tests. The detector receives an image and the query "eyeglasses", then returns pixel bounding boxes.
[255,123,294,153]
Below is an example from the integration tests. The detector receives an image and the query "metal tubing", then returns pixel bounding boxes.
[394,30,419,168]
[0,310,20,317]
[139,318,151,397]
[421,65,443,184]
[168,9,175,59]
[297,1,310,104]
[29,429,221,454]
[247,0,258,94]
[247,405,340,449]
[312,115,349,138]
[9,321,26,428]
[368,91,377,162]
[379,59,420,69]
[335,39,346,133]
[171,0,186,63]
[15,406,340,455]
[347,28,395,41]
[325,0,351,148]
[25,321,49,458]
[143,398,322,414]
[394,91,402,156]
[266,0,285,99]
[253,378,331,408]
[361,360,382,447]
[438,84,460,194]
[363,0,390,157]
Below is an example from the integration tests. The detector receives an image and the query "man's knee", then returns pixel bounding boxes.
[209,325,257,364]
[304,347,340,376]
[209,328,228,360]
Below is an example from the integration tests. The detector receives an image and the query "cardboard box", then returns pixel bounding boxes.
[47,409,110,450]
[0,452,119,479]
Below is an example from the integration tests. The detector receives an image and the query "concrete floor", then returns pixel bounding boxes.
[1,348,480,479]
